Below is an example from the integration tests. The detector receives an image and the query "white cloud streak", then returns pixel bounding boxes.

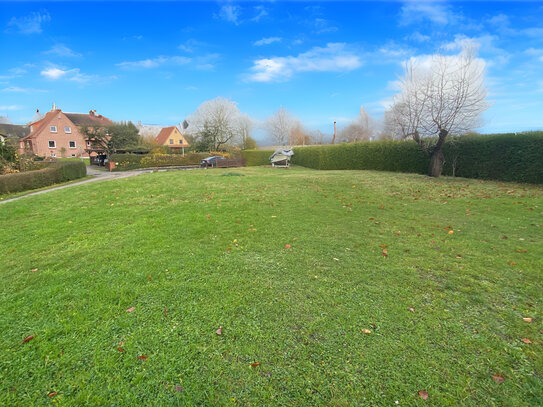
[253,37,282,46]
[44,44,81,57]
[7,11,50,34]
[246,43,363,83]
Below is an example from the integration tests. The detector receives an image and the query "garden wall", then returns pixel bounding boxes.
[0,160,87,195]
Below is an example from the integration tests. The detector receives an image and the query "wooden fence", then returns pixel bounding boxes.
[215,157,246,168]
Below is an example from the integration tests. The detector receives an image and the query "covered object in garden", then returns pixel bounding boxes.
[269,149,294,168]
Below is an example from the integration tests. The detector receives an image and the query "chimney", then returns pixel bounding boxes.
[332,121,336,145]
[36,109,40,114]
[89,110,95,116]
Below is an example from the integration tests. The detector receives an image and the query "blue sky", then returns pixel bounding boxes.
[1,1,542,142]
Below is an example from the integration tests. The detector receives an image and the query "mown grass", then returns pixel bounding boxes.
[0,166,541,406]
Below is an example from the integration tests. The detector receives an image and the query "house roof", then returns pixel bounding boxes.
[65,111,113,127]
[155,126,176,145]
[0,123,30,139]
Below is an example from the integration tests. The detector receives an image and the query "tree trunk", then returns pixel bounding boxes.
[428,148,444,177]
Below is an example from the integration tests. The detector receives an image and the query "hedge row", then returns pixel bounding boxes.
[110,153,208,171]
[241,150,274,166]
[0,160,87,195]
[242,132,543,184]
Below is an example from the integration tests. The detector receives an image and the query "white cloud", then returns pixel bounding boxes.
[7,11,50,34]
[0,105,23,111]
[2,86,47,93]
[314,18,338,33]
[250,6,268,22]
[399,1,456,26]
[40,67,102,83]
[253,37,282,46]
[44,44,81,57]
[178,39,207,53]
[217,5,241,25]
[246,43,363,83]
[117,56,191,69]
[405,32,430,43]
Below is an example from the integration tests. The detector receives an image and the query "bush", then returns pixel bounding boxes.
[242,132,543,184]
[241,150,274,166]
[0,160,87,195]
[110,153,208,171]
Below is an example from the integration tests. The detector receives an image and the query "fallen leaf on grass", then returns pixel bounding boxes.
[456,254,463,258]
[216,326,223,335]
[163,307,167,317]
[379,244,388,248]
[138,355,148,360]
[205,214,211,219]
[284,244,291,249]
[47,392,58,397]
[147,275,152,279]
[251,362,260,367]
[501,236,508,240]
[418,390,429,400]
[492,374,505,384]
[30,268,38,273]
[117,346,125,352]
[521,338,532,344]
[22,335,35,343]
[382,249,388,257]
[409,307,415,312]
[515,249,527,253]
[126,307,135,313]
[174,385,183,393]
[523,317,532,322]
[448,230,454,235]
[362,329,372,334]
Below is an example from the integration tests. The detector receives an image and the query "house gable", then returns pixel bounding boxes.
[155,126,190,148]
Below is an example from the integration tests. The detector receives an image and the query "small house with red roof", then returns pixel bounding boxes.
[19,107,113,158]
[155,126,190,154]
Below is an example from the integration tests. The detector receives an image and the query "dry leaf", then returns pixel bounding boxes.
[409,307,415,312]
[492,374,505,384]
[521,338,532,344]
[147,275,152,279]
[362,329,372,334]
[163,307,167,317]
[448,230,454,234]
[285,244,291,249]
[30,268,38,273]
[418,390,429,400]
[117,346,125,352]
[22,335,35,343]
[47,392,58,398]
[174,385,183,393]
[216,326,223,335]
[126,307,135,313]
[138,355,148,360]
[523,317,532,322]
[379,244,388,248]
[251,362,260,367]
[205,214,211,219]
[382,249,388,257]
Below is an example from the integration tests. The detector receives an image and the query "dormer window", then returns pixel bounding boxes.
[65,126,72,133]
[50,126,57,133]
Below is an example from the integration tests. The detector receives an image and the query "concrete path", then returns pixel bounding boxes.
[0,166,151,205]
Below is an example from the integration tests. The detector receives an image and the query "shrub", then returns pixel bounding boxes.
[0,160,87,195]
[241,150,274,166]
[242,132,543,184]
[110,153,208,171]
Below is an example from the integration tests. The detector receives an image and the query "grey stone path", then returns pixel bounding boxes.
[0,166,152,205]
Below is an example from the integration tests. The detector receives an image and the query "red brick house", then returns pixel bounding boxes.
[155,126,190,154]
[19,107,112,158]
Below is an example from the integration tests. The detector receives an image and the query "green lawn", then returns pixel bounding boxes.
[0,167,541,406]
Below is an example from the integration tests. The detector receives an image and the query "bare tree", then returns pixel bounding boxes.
[265,106,298,146]
[186,97,248,151]
[385,45,489,177]
[338,106,374,143]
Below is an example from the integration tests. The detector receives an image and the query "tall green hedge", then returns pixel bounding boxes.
[242,132,543,184]
[241,150,274,166]
[0,160,87,195]
[110,153,208,171]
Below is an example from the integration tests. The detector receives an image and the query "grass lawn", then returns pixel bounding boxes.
[0,167,541,406]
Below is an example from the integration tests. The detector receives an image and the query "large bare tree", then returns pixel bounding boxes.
[186,97,250,151]
[265,106,298,146]
[338,106,374,143]
[385,45,489,177]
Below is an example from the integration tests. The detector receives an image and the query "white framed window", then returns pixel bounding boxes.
[169,139,174,144]
[86,141,91,147]
[69,141,76,148]
[71,154,76,157]
[65,126,72,133]
[50,126,57,133]
[48,140,56,148]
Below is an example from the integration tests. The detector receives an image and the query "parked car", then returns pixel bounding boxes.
[200,156,226,168]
